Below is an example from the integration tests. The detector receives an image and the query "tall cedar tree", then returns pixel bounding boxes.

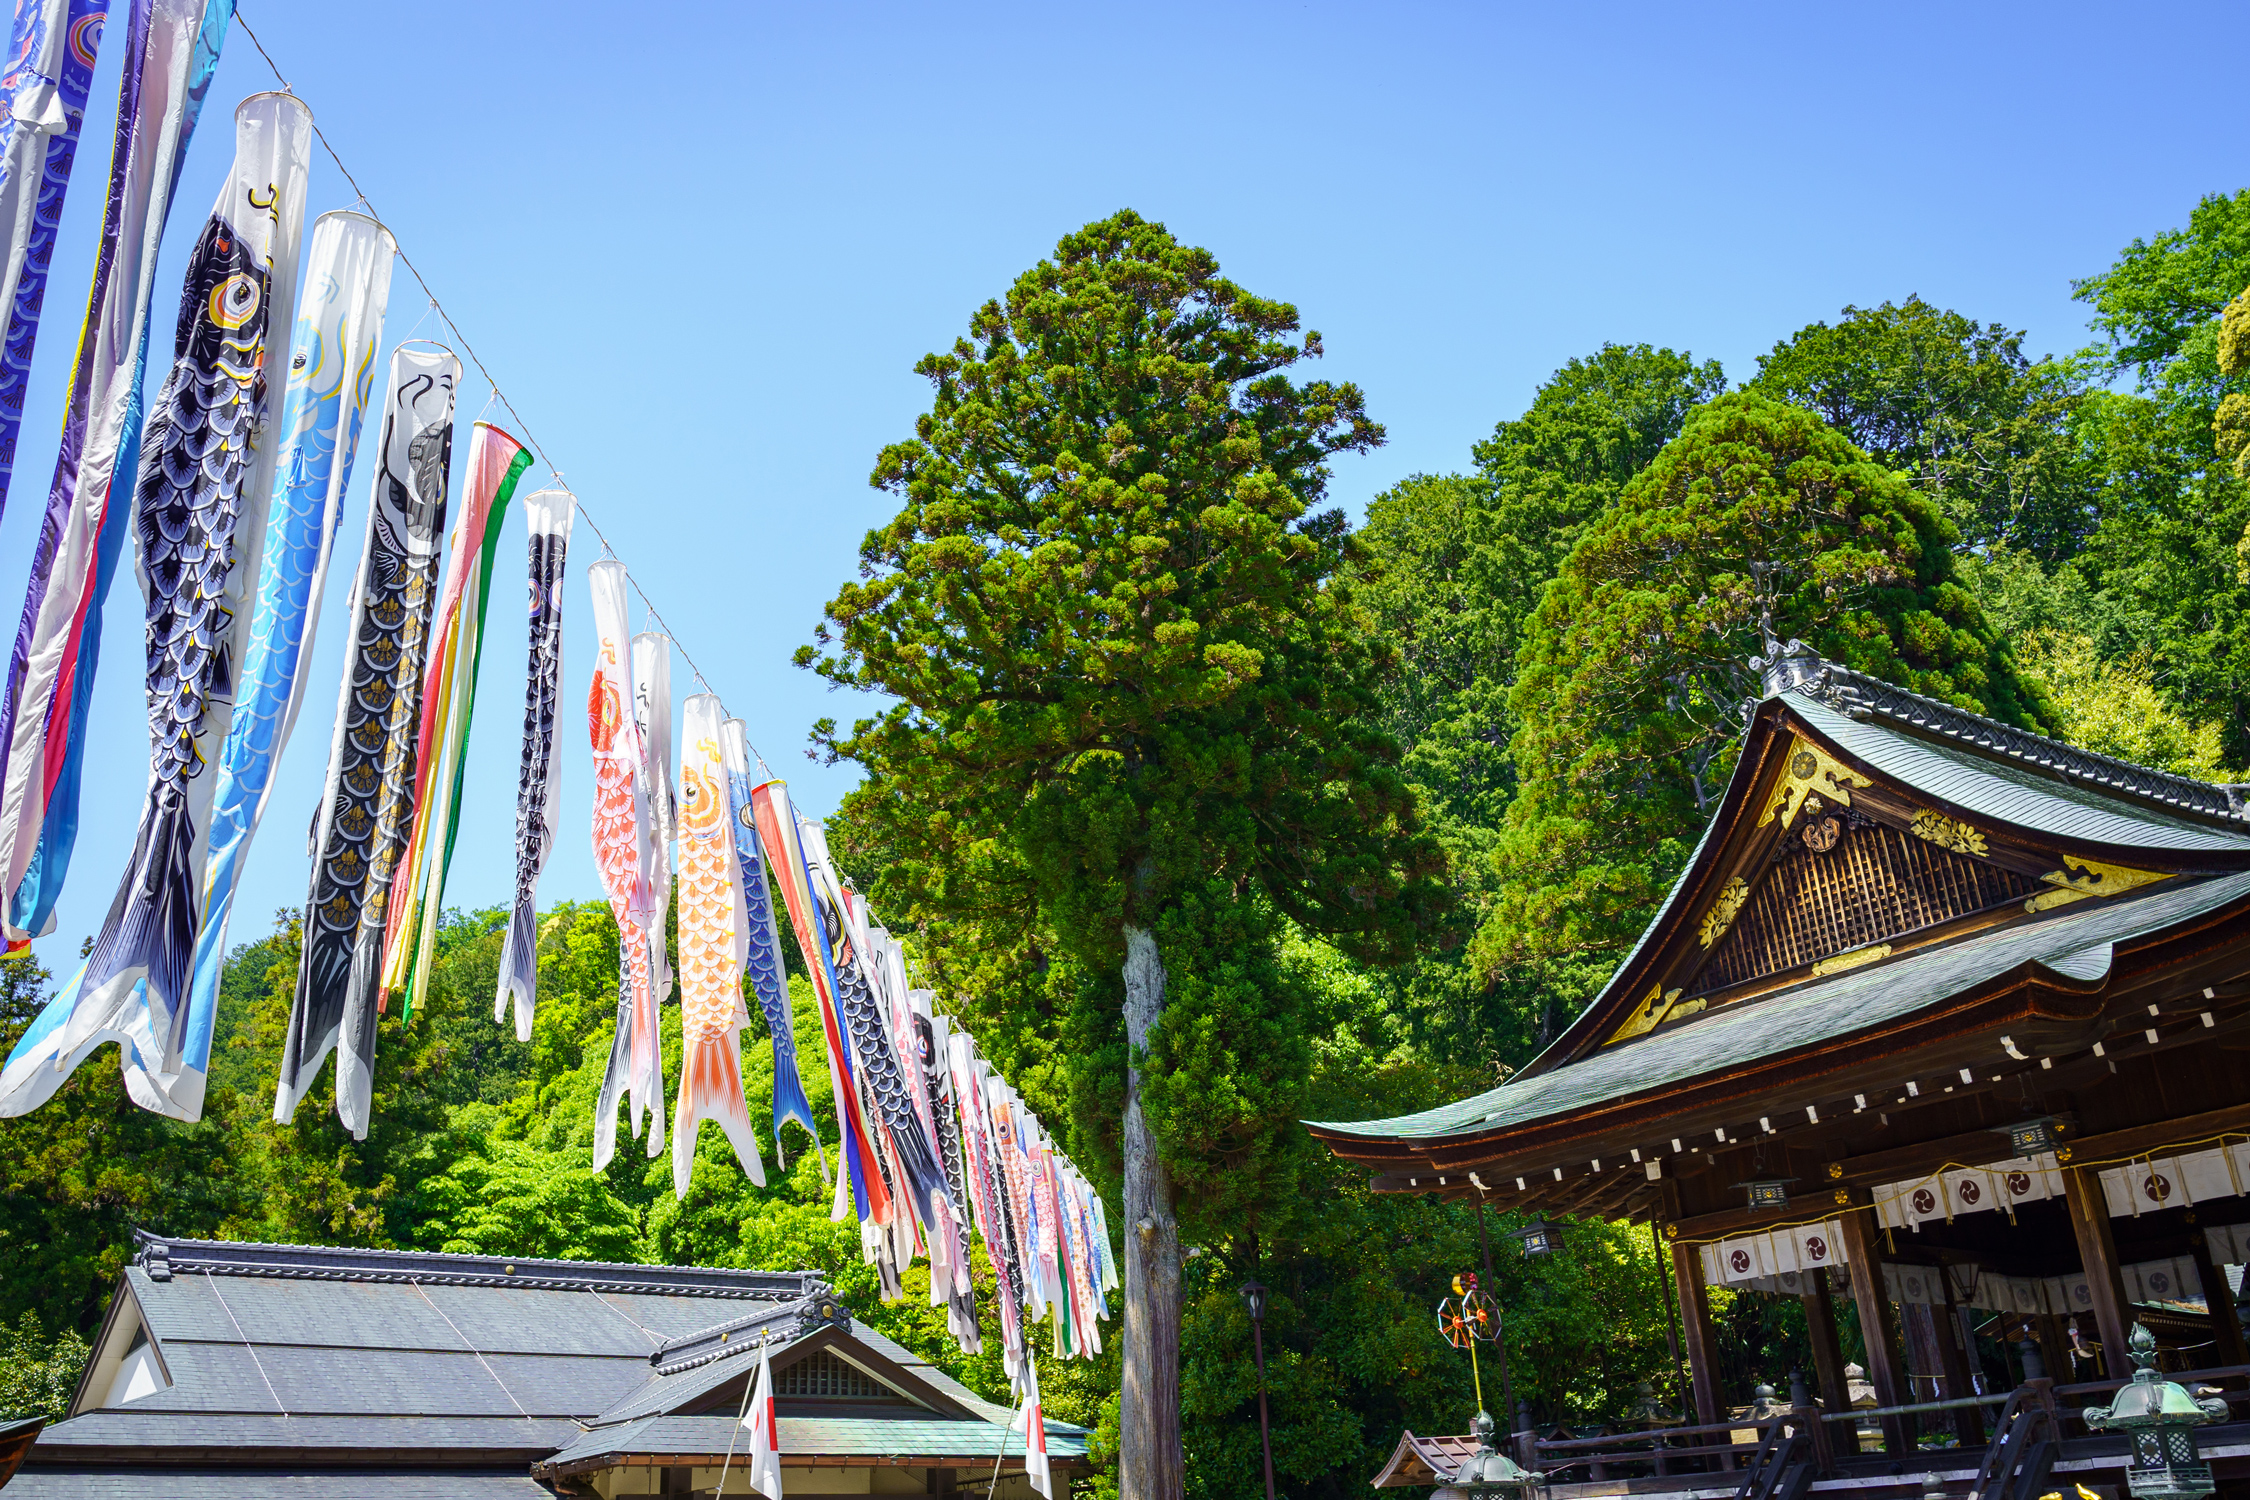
[802,210,1449,1495]
[1476,392,2047,986]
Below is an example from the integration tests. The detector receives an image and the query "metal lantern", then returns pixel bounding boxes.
[1745,1179,1791,1210]
[1449,1408,1546,1500]
[2002,1116,2064,1157]
[2081,1324,2229,1500]
[1510,1220,1560,1258]
[1239,1279,1268,1324]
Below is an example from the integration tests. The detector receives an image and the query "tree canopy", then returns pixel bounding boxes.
[1476,391,2046,985]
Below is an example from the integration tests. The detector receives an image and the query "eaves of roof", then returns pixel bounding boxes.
[1306,867,2250,1147]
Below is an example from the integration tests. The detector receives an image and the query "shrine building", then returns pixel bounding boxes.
[1312,642,2250,1494]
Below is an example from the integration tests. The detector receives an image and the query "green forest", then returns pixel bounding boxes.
[5,188,2250,1500]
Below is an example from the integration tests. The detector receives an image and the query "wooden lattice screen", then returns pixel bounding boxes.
[1696,821,2035,992]
[775,1348,888,1401]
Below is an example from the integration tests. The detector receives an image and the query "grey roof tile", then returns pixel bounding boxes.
[34,1411,576,1451]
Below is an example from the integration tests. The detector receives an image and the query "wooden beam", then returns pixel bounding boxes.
[1835,1206,1909,1455]
[2062,1164,2131,1378]
[1667,1232,1724,1426]
[2058,1102,2250,1172]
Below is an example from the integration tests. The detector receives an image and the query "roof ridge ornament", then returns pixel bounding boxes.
[1748,636,1831,701]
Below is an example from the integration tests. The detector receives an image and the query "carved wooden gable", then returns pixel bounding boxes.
[1598,725,2180,1050]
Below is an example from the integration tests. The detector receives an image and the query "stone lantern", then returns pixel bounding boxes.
[2080,1324,2229,1500]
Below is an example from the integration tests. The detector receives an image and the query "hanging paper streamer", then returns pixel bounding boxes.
[753,777,886,1224]
[185,208,394,1114]
[60,91,311,1115]
[630,630,675,1008]
[378,420,531,1016]
[276,343,458,1137]
[589,559,663,1169]
[0,0,235,949]
[915,992,980,1348]
[951,1028,1028,1382]
[493,487,572,1039]
[670,691,763,1196]
[719,718,819,1158]
[0,0,109,525]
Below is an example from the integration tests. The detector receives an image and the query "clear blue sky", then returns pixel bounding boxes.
[5,0,2246,974]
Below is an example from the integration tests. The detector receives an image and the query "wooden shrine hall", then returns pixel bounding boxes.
[1313,641,2250,1498]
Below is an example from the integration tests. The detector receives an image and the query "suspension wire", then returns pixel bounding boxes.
[231,7,778,779]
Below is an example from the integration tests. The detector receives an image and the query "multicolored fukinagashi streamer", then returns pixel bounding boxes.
[277,343,458,1137]
[0,0,110,527]
[494,487,572,1039]
[0,0,234,951]
[181,207,394,1119]
[379,419,530,1017]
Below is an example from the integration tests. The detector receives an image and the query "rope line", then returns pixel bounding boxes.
[231,6,777,778]
[203,1269,288,1417]
[411,1278,538,1423]
[584,1286,663,1348]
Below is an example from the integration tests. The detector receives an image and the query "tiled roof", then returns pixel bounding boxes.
[29,1232,1052,1493]
[1788,651,2250,830]
[134,1231,821,1300]
[1308,868,2250,1143]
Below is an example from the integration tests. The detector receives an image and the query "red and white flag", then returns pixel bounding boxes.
[1011,1359,1052,1499]
[740,1338,785,1499]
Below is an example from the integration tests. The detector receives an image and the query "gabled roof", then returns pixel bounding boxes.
[1307,643,2250,1186]
[24,1231,1076,1491]
[1371,1428,1479,1487]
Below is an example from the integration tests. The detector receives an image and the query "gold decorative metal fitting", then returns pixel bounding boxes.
[1909,809,1989,857]
[1760,737,1868,831]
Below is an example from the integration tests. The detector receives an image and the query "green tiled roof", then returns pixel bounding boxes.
[1308,869,2250,1143]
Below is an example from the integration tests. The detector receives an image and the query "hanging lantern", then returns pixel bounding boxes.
[2002,1116,2064,1157]
[1740,1179,1794,1211]
[1509,1220,1560,1258]
[2081,1324,2229,1500]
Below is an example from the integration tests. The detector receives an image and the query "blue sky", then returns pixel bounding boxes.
[4,0,2246,974]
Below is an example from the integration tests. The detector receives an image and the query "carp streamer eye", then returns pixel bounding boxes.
[210,274,261,330]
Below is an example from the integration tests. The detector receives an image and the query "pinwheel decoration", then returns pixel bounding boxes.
[1437,1272,1501,1413]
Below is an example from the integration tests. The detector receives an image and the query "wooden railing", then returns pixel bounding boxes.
[1514,1367,2250,1491]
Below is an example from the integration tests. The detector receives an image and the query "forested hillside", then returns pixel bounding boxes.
[3,189,2246,1500]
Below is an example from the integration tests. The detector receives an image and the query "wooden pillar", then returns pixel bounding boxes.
[1935,1285,1986,1446]
[1800,1276,1856,1455]
[1668,1234,1725,1426]
[2062,1165,2131,1376]
[1835,1207,1910,1455]
[2189,1230,2249,1371]
[2035,1313,2073,1384]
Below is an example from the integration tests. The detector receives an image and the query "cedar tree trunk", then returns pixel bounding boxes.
[1119,924,1183,1499]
